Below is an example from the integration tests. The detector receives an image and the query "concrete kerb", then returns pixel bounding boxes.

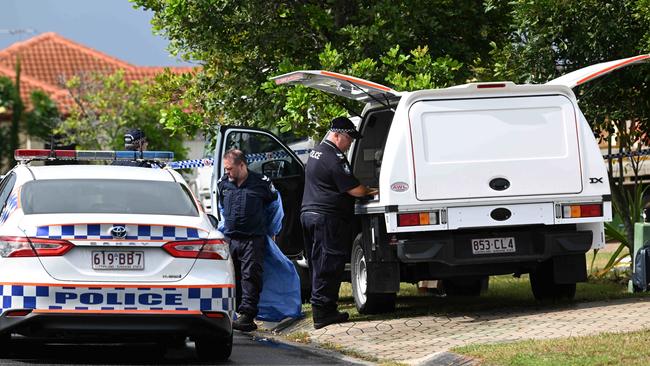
[253,318,377,365]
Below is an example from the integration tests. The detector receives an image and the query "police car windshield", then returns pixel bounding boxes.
[21,179,199,216]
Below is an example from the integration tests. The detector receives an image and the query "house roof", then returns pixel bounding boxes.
[0,32,195,113]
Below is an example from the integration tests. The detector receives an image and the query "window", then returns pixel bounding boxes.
[352,109,395,187]
[21,179,199,216]
[224,131,302,179]
[0,173,17,212]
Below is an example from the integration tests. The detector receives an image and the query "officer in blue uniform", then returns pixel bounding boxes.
[111,128,152,167]
[301,117,377,329]
[218,149,278,331]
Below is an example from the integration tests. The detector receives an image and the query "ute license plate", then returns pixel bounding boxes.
[92,251,144,270]
[471,237,516,255]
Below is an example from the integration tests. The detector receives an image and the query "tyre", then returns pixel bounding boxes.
[0,333,11,354]
[443,276,489,297]
[530,261,576,301]
[195,332,233,361]
[351,235,396,314]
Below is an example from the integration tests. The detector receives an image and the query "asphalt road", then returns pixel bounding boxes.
[0,333,357,365]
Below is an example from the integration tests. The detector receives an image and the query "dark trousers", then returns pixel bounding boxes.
[228,235,265,317]
[300,212,351,310]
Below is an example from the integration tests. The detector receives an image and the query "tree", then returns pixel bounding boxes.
[56,70,188,160]
[132,0,513,139]
[0,60,61,173]
[482,0,650,270]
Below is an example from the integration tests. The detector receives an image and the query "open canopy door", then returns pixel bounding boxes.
[272,70,400,103]
[547,54,650,88]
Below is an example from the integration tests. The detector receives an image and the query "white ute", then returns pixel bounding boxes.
[212,55,648,314]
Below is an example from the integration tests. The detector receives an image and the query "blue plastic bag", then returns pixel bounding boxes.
[256,192,302,321]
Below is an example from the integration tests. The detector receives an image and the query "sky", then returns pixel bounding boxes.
[0,0,193,66]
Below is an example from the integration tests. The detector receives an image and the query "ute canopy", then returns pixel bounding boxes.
[272,70,400,103]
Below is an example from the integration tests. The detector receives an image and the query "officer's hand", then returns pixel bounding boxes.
[366,188,379,196]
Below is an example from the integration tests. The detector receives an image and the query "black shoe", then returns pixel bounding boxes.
[313,308,349,330]
[233,313,257,332]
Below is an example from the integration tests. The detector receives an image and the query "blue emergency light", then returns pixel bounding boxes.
[14,149,174,162]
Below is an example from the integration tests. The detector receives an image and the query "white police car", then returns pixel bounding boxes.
[0,149,234,361]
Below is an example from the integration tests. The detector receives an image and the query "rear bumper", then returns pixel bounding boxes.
[0,311,231,339]
[396,224,592,265]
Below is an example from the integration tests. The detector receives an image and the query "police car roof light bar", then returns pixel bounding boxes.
[14,149,174,162]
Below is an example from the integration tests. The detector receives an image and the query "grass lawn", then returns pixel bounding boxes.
[454,329,650,366]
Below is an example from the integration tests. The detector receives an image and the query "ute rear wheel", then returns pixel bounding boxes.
[351,235,396,314]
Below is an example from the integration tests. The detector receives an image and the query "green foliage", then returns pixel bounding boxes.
[0,62,61,173]
[25,90,61,139]
[56,70,187,160]
[131,0,513,139]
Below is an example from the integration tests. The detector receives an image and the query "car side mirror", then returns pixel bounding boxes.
[207,213,220,229]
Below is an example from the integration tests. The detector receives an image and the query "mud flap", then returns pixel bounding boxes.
[366,261,400,293]
[552,254,588,284]
[362,215,399,293]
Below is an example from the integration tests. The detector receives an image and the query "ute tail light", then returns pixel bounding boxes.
[561,203,603,218]
[397,211,440,227]
[0,236,74,258]
[163,239,229,260]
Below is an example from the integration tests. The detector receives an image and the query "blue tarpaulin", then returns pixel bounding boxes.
[219,191,302,321]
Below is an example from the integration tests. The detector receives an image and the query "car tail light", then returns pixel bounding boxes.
[397,211,440,227]
[163,239,229,260]
[203,311,225,318]
[0,236,73,258]
[561,203,603,218]
[4,309,32,317]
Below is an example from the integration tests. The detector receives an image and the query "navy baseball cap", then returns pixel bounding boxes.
[125,128,146,144]
[329,117,362,139]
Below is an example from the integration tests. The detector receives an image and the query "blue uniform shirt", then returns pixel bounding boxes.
[218,171,278,238]
[301,140,360,217]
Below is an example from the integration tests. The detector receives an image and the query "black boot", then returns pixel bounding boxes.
[312,305,349,329]
[233,313,257,332]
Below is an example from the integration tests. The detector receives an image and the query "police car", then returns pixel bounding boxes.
[0,149,234,361]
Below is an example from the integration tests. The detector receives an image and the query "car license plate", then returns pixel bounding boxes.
[471,237,516,255]
[92,251,144,270]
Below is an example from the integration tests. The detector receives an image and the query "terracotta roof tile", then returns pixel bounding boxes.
[0,32,197,115]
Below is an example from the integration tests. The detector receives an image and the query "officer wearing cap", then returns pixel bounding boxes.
[218,149,278,331]
[111,128,151,167]
[301,116,377,329]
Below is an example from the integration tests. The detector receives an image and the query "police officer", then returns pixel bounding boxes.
[111,128,151,167]
[301,117,377,329]
[218,149,278,331]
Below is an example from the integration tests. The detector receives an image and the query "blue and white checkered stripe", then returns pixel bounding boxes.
[165,149,312,170]
[32,224,208,241]
[0,284,235,317]
[0,192,18,225]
